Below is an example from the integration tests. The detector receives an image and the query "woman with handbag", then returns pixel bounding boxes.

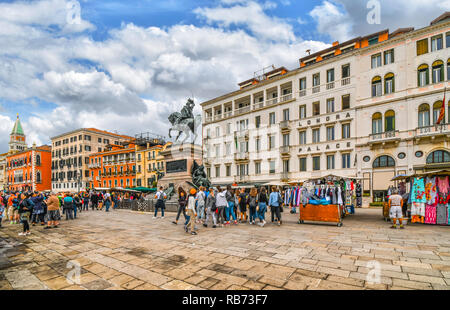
[172,187,187,225]
[18,193,34,236]
[257,187,268,227]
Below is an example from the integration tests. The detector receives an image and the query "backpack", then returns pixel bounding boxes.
[278,192,283,206]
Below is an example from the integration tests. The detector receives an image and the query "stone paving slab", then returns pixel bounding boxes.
[0,208,449,290]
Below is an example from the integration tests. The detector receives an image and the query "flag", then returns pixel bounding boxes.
[436,87,446,125]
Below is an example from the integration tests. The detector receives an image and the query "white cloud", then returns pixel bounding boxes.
[309,1,353,42]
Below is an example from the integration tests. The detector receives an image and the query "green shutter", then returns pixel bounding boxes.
[440,65,444,82]
[426,69,429,85]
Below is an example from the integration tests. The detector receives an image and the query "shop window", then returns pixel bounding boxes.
[373,155,395,168]
[427,150,450,164]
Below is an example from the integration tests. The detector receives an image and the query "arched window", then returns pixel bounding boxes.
[384,73,395,94]
[427,150,450,164]
[385,110,395,132]
[418,64,429,86]
[372,112,382,134]
[36,172,41,183]
[432,60,444,84]
[373,155,395,168]
[36,155,41,166]
[433,101,443,124]
[372,76,382,97]
[447,58,450,81]
[418,104,430,127]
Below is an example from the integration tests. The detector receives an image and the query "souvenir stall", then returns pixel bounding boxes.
[285,174,361,227]
[386,170,450,226]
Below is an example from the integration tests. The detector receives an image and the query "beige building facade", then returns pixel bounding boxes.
[0,153,7,190]
[51,128,132,192]
[201,13,450,200]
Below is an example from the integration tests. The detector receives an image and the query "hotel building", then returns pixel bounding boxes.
[201,13,450,200]
[51,128,132,192]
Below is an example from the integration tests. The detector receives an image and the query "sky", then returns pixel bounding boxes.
[0,0,449,153]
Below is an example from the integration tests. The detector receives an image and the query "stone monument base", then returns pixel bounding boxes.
[158,143,202,193]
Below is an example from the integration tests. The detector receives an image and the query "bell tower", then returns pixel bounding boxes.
[8,113,27,154]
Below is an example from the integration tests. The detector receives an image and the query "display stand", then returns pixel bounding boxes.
[297,204,343,227]
[383,202,390,221]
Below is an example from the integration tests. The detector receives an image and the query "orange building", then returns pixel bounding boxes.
[88,141,137,189]
[6,144,52,192]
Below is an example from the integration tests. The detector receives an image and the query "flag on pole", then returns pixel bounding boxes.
[436,87,446,125]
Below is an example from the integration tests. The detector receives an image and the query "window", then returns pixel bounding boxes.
[313,102,320,116]
[385,110,395,132]
[283,109,290,121]
[215,165,220,177]
[447,59,450,81]
[299,157,306,172]
[372,113,383,134]
[342,95,350,110]
[98,138,102,143]
[312,156,320,171]
[313,73,320,86]
[312,128,320,143]
[255,116,261,129]
[226,123,231,134]
[282,134,290,147]
[384,49,394,65]
[384,73,395,94]
[418,64,430,86]
[207,168,211,178]
[283,160,290,173]
[269,160,276,174]
[327,69,335,83]
[418,104,430,127]
[226,143,231,155]
[215,127,220,137]
[431,35,443,52]
[326,98,334,113]
[342,153,351,169]
[432,60,444,83]
[427,150,450,164]
[299,78,306,90]
[447,32,450,48]
[255,138,260,152]
[269,112,276,125]
[373,155,395,168]
[372,76,382,97]
[268,135,275,150]
[371,53,382,68]
[255,162,261,175]
[226,165,231,177]
[299,105,306,119]
[342,123,350,139]
[342,64,350,78]
[416,39,428,56]
[299,131,306,145]
[327,155,335,169]
[433,101,444,124]
[206,129,211,138]
[215,145,220,157]
[326,126,335,141]
[368,36,378,45]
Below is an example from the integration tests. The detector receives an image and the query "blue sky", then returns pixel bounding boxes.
[0,0,448,152]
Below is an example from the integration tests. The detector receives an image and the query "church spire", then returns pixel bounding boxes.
[11,113,25,136]
[9,113,27,154]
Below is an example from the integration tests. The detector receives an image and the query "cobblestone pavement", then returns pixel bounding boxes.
[0,208,449,290]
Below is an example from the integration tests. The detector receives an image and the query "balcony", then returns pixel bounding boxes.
[312,86,320,94]
[299,90,306,97]
[280,93,293,102]
[205,116,213,123]
[415,124,450,139]
[281,172,289,181]
[234,130,249,140]
[368,130,400,146]
[235,106,251,115]
[326,82,335,90]
[280,146,291,155]
[279,120,290,131]
[234,152,249,161]
[341,77,351,86]
[265,98,278,106]
[224,111,233,118]
[253,101,264,110]
[234,175,249,183]
[213,114,222,121]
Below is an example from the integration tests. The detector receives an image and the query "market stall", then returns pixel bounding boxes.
[386,170,450,226]
[286,174,362,227]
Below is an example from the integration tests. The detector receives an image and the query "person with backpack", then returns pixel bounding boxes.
[73,194,82,217]
[196,186,206,224]
[31,191,45,226]
[225,185,238,225]
[204,188,217,228]
[63,193,74,220]
[269,186,282,226]
[18,193,34,236]
[172,187,187,225]
[215,186,227,227]
[257,187,268,227]
[247,188,258,225]
[153,186,167,219]
[238,188,248,223]
[82,191,90,211]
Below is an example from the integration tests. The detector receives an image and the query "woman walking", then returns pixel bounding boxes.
[257,187,268,227]
[247,188,258,225]
[269,186,282,226]
[172,187,187,225]
[225,185,238,225]
[196,186,206,224]
[204,188,217,228]
[185,188,198,235]
[238,188,248,223]
[18,193,34,236]
[31,191,45,226]
[215,186,227,227]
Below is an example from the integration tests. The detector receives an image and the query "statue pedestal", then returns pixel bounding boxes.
[158,143,203,192]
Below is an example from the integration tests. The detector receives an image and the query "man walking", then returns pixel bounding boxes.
[45,192,60,229]
[154,186,167,219]
[389,188,404,229]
